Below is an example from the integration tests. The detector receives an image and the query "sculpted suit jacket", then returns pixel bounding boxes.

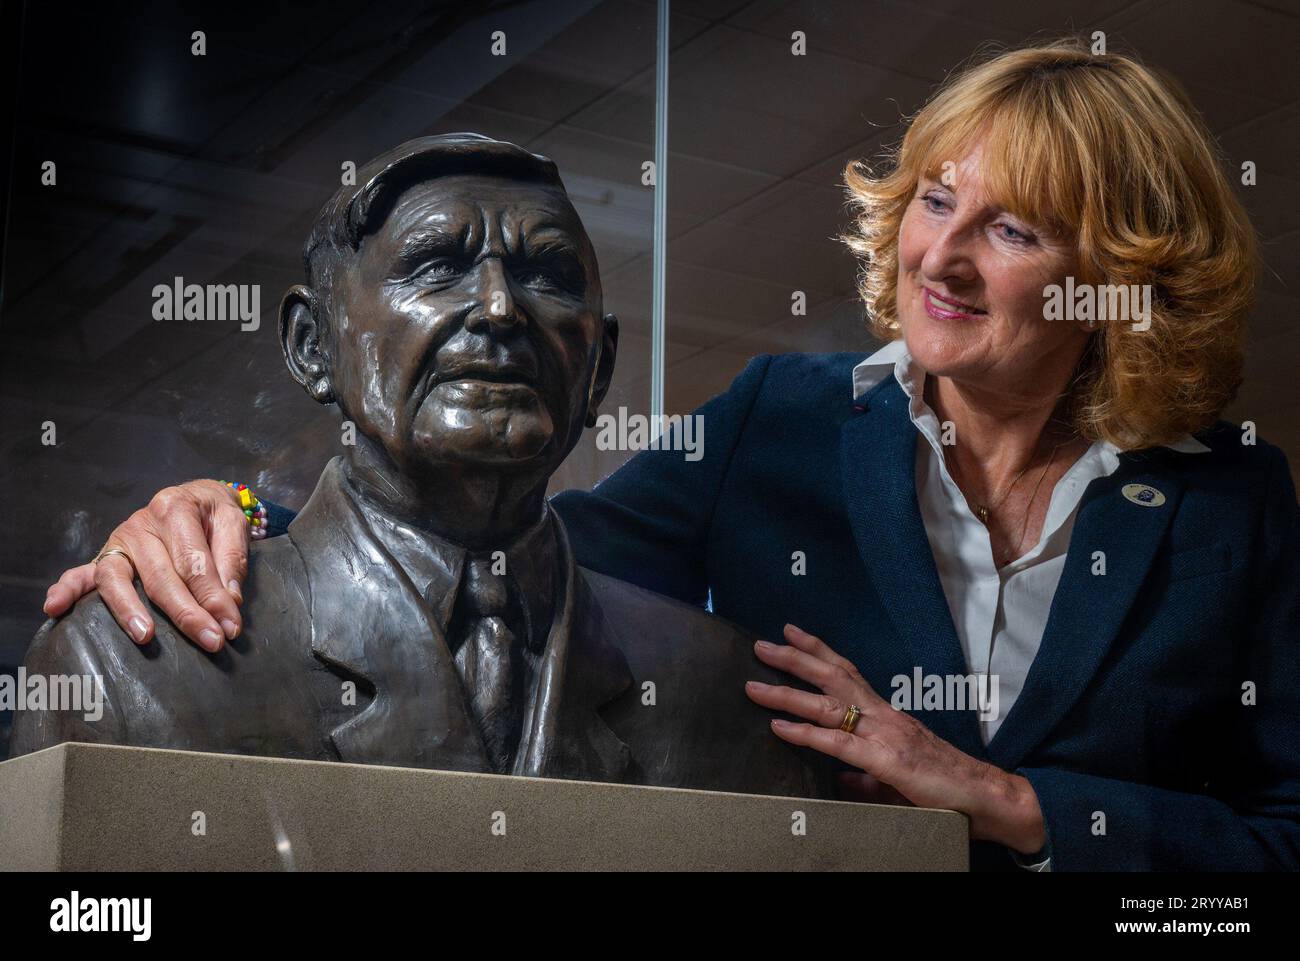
[10,458,829,801]
[545,353,1300,872]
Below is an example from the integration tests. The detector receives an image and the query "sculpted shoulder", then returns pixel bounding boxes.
[8,590,132,756]
[580,567,830,798]
[580,566,759,667]
[9,534,317,759]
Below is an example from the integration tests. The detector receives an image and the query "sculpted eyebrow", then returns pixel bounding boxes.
[520,233,582,260]
[395,226,466,260]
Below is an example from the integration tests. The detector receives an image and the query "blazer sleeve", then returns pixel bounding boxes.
[550,354,775,605]
[1019,445,1300,870]
[236,499,297,537]
[263,499,298,538]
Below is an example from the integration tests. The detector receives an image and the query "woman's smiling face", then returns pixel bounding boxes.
[896,141,1091,397]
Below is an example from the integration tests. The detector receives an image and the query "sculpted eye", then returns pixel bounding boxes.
[515,267,559,289]
[411,258,465,284]
[513,257,584,295]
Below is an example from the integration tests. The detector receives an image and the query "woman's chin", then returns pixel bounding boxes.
[902,325,984,378]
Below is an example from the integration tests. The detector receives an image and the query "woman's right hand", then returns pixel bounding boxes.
[42,480,251,653]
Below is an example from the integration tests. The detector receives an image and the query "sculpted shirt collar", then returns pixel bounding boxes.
[356,491,558,655]
[850,338,1213,458]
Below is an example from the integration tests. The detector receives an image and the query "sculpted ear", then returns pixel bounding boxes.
[585,313,619,428]
[279,285,334,404]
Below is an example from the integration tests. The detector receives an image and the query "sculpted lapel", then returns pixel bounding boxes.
[515,519,635,782]
[290,459,490,772]
[289,458,634,780]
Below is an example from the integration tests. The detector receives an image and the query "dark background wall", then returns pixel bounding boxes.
[2,0,1297,755]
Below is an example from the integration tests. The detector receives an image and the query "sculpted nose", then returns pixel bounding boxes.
[466,258,523,333]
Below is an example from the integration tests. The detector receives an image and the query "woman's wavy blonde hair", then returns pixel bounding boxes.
[842,38,1257,449]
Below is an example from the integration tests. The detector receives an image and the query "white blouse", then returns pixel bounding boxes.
[851,339,1209,746]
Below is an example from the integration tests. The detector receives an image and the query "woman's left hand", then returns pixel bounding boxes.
[746,623,1047,854]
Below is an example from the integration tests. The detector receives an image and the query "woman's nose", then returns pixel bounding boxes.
[920,223,978,285]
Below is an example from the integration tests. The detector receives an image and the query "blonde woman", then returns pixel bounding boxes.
[43,39,1298,871]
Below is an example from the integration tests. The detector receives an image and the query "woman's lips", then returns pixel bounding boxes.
[923,287,987,320]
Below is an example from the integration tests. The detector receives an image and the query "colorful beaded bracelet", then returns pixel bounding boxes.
[220,480,269,540]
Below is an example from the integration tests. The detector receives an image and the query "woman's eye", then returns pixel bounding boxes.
[922,193,948,213]
[996,223,1034,244]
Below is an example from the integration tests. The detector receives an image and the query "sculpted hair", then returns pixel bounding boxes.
[842,38,1258,449]
[303,134,570,298]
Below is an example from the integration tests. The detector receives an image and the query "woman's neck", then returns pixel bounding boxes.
[925,371,1084,501]
[930,375,1072,467]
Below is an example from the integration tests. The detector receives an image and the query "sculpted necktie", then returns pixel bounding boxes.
[452,556,526,773]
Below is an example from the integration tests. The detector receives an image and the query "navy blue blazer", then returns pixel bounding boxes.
[268,352,1300,871]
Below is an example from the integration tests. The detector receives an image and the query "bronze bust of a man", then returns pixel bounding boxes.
[11,134,827,799]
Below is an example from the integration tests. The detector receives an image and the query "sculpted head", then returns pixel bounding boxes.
[279,133,617,488]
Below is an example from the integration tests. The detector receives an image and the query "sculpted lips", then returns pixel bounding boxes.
[437,363,534,385]
[428,358,540,401]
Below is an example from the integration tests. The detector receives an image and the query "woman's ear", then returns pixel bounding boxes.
[585,312,619,428]
[279,285,334,404]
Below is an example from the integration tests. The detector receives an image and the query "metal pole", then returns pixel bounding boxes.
[650,0,669,422]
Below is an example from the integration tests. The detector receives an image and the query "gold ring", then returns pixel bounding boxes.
[840,704,862,733]
[94,546,134,570]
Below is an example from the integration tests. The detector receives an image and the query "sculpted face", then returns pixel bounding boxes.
[319,174,609,479]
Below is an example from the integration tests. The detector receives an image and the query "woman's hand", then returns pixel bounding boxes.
[42,480,251,652]
[746,623,1047,855]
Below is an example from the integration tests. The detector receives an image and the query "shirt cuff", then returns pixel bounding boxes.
[1012,851,1052,872]
[1009,835,1053,871]
[1010,767,1052,871]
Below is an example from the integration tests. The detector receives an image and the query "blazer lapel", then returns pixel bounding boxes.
[515,516,635,782]
[288,459,490,772]
[986,456,1185,770]
[840,377,986,758]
